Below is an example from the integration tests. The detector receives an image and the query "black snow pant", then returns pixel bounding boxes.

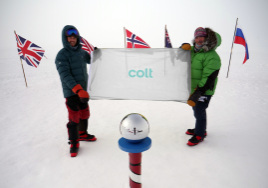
[65,95,90,141]
[192,95,212,137]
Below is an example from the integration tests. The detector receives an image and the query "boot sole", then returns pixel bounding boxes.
[186,131,207,137]
[79,138,97,141]
[187,140,203,146]
[186,131,194,135]
[71,153,78,157]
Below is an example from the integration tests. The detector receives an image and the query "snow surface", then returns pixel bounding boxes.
[0,48,267,188]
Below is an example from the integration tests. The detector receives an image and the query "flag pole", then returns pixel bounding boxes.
[123,27,126,48]
[14,30,28,87]
[226,18,238,78]
[165,25,167,47]
[20,57,28,87]
[123,27,128,78]
[164,25,167,76]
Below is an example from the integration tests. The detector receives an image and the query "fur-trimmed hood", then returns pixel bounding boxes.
[192,27,221,52]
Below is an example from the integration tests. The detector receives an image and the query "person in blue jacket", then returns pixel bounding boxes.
[55,25,96,157]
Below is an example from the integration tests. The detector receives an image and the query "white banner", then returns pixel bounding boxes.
[88,48,191,102]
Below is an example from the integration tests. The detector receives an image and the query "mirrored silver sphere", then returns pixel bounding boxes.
[120,113,150,142]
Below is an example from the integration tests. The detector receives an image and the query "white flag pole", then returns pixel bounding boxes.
[226,18,238,78]
[164,25,167,76]
[165,25,167,47]
[124,27,128,78]
[124,27,126,48]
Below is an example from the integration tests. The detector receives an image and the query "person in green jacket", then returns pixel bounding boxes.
[181,27,221,146]
[55,25,97,157]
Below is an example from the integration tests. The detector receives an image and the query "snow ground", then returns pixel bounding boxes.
[0,48,267,188]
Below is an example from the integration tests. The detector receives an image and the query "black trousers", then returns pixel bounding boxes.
[192,95,212,137]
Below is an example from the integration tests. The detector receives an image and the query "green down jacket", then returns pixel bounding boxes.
[190,28,221,95]
[55,25,90,98]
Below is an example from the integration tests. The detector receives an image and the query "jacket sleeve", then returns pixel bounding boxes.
[198,54,221,92]
[85,51,91,64]
[55,52,77,90]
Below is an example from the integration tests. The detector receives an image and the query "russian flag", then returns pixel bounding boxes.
[234,25,249,64]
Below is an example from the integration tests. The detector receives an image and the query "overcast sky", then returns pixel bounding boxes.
[1,0,267,54]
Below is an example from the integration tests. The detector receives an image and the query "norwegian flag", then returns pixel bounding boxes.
[80,36,94,54]
[165,27,172,48]
[15,32,45,68]
[125,29,150,48]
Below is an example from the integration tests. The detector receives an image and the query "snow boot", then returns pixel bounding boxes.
[79,131,97,141]
[186,128,207,137]
[187,135,204,146]
[69,140,80,157]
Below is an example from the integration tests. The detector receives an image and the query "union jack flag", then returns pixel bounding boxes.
[125,29,150,48]
[165,27,172,48]
[15,32,45,68]
[80,36,94,54]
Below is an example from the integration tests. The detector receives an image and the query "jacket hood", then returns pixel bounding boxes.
[192,27,221,52]
[61,25,82,51]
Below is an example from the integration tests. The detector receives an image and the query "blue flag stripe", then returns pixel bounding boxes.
[235,28,245,39]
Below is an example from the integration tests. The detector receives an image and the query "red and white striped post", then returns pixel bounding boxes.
[119,137,151,188]
[129,153,142,188]
[118,113,152,188]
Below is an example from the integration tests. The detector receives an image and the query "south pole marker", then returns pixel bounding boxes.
[118,113,152,188]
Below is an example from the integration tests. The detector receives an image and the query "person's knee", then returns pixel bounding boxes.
[66,96,81,123]
[69,110,80,123]
[194,110,206,120]
[80,106,90,119]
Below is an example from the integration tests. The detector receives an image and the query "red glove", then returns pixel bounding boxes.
[72,84,89,103]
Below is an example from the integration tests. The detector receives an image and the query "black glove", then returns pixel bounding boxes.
[180,43,191,50]
[94,47,98,50]
[187,87,204,107]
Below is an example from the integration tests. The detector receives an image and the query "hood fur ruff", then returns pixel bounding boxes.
[192,27,217,52]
